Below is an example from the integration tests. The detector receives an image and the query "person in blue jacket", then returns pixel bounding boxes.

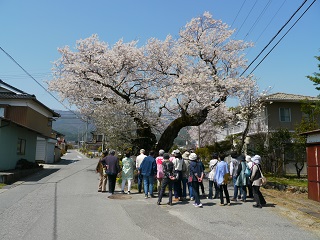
[138,150,157,198]
[214,153,231,206]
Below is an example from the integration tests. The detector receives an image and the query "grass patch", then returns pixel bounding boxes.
[266,175,308,187]
[0,183,6,189]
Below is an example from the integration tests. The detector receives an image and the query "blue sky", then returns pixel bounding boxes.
[1,0,319,111]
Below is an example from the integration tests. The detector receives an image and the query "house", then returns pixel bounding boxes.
[86,131,105,155]
[216,92,320,174]
[0,79,60,170]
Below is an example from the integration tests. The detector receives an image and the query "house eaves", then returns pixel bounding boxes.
[0,79,60,118]
[261,92,320,103]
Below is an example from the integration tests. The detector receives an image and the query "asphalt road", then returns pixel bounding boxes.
[0,150,318,240]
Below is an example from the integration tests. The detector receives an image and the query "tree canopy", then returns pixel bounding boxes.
[307,54,320,91]
[48,12,257,153]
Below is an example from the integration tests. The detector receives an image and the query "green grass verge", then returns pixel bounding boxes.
[0,183,6,189]
[266,175,308,188]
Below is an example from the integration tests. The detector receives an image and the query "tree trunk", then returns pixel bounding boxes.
[238,119,251,155]
[133,117,157,155]
[294,162,304,179]
[156,108,209,152]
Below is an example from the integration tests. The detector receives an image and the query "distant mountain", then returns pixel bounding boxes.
[52,110,95,142]
[52,110,190,146]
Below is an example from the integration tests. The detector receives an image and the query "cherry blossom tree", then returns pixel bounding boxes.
[48,12,257,153]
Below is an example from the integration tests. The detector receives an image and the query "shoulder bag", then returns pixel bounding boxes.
[257,165,267,185]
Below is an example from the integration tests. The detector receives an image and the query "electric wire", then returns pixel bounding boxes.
[246,0,287,56]
[234,0,258,39]
[0,46,84,120]
[248,0,318,75]
[243,0,272,41]
[240,0,309,76]
[231,0,247,28]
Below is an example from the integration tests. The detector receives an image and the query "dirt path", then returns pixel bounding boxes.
[262,188,320,237]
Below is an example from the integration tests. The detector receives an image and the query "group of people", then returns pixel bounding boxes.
[228,152,266,208]
[96,148,266,209]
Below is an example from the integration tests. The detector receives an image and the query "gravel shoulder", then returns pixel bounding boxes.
[261,188,320,236]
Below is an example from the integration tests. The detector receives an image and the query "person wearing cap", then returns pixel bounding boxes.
[182,151,192,200]
[156,149,165,195]
[207,152,220,199]
[235,155,248,202]
[103,150,121,195]
[214,153,231,206]
[157,153,175,205]
[139,150,157,198]
[229,151,240,201]
[169,150,176,162]
[250,155,266,208]
[172,149,185,201]
[136,149,146,193]
[189,153,204,207]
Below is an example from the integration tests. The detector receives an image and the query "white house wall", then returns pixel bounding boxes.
[36,137,56,163]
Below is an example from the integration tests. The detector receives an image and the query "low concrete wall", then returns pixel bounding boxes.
[0,168,43,184]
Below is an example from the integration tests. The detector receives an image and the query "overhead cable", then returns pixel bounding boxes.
[231,0,247,28]
[243,0,272,41]
[240,0,309,76]
[234,0,258,39]
[0,46,83,120]
[248,0,318,75]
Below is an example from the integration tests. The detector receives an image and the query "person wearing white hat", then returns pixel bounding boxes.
[172,149,185,201]
[250,155,266,208]
[181,151,191,200]
[207,152,220,199]
[189,153,204,207]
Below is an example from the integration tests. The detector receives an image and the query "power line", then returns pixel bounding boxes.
[248,0,318,75]
[240,0,309,76]
[234,0,258,39]
[0,46,83,120]
[231,0,247,28]
[246,0,287,54]
[243,0,272,41]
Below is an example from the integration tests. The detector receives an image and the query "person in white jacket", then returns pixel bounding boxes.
[207,153,220,199]
[250,155,266,208]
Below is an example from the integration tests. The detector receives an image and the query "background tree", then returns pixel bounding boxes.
[250,129,291,175]
[293,100,320,177]
[307,54,320,91]
[48,12,256,153]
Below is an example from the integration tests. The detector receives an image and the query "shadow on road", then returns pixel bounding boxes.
[20,168,60,183]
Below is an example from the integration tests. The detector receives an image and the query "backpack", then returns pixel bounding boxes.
[156,157,164,178]
[244,163,251,177]
[232,159,239,176]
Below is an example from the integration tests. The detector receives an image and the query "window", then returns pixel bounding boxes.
[0,107,4,118]
[17,138,26,155]
[279,108,291,122]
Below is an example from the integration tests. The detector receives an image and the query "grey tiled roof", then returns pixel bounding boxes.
[0,92,36,99]
[262,92,320,102]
